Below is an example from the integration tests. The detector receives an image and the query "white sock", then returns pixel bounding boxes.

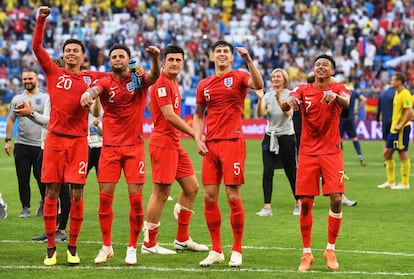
[303,247,311,254]
[326,243,335,250]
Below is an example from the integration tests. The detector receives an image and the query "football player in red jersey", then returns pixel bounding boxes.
[142,45,208,255]
[284,54,350,272]
[193,40,264,268]
[33,5,107,266]
[81,43,160,265]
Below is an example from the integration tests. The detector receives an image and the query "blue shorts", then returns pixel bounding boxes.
[385,125,411,151]
[339,118,357,139]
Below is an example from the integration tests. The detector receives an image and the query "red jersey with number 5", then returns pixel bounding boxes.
[196,70,250,141]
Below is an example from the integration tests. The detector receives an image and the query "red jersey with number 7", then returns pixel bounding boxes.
[289,83,351,155]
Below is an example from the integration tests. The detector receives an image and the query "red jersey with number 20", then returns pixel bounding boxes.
[290,83,351,155]
[196,70,250,141]
[32,16,105,137]
[150,72,181,149]
[94,73,148,146]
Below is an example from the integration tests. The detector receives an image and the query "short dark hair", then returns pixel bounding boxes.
[163,45,184,59]
[314,54,336,70]
[21,68,38,74]
[211,40,234,53]
[393,72,407,84]
[63,39,85,53]
[109,43,131,58]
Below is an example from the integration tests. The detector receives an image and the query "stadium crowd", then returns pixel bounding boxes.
[0,0,414,118]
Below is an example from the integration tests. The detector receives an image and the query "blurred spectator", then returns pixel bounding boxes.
[1,0,413,115]
[0,98,7,116]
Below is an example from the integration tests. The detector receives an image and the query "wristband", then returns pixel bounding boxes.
[4,138,11,143]
[81,92,92,99]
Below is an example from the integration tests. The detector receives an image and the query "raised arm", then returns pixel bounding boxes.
[143,46,161,86]
[236,47,264,90]
[32,6,54,69]
[255,89,266,117]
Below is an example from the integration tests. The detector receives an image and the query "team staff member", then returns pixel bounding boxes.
[81,43,160,266]
[5,68,48,218]
[15,94,70,243]
[142,45,208,255]
[33,6,106,266]
[193,40,264,268]
[284,54,350,272]
[255,68,300,217]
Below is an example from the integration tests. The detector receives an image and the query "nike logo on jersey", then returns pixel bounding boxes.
[304,97,312,100]
[110,86,118,91]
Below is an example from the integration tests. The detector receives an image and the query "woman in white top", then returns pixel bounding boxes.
[255,68,300,216]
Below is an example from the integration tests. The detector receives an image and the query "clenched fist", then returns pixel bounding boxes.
[38,6,50,18]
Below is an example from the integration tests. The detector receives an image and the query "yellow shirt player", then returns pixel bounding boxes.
[378,72,412,190]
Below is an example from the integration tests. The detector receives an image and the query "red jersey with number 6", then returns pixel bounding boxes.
[150,72,181,149]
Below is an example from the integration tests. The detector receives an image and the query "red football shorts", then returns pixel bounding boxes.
[296,152,345,196]
[42,132,88,184]
[202,138,246,186]
[98,143,146,184]
[149,144,195,184]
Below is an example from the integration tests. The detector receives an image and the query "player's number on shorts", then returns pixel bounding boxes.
[56,76,73,90]
[138,161,145,174]
[78,161,87,175]
[233,162,241,176]
[339,170,344,183]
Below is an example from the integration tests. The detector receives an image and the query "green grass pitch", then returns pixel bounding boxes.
[0,139,413,278]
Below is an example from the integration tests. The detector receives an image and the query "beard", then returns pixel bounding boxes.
[111,65,124,74]
[24,83,36,91]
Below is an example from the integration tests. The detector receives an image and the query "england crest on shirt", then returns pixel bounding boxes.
[83,76,92,86]
[126,81,135,93]
[224,77,233,88]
